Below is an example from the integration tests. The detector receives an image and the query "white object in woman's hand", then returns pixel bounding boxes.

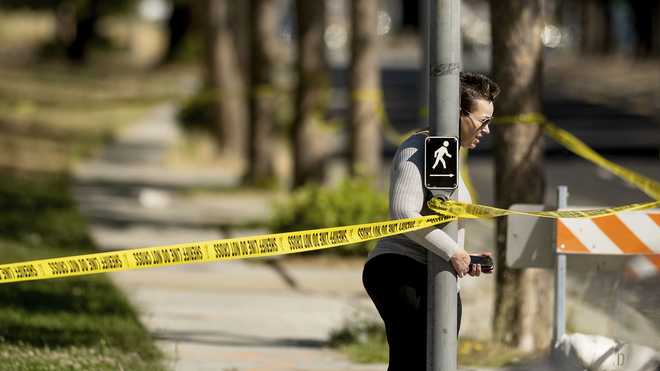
[450,249,471,277]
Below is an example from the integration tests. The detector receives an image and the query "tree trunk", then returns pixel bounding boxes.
[349,0,382,180]
[55,3,76,48]
[66,0,101,62]
[490,0,552,351]
[160,1,193,65]
[292,0,328,187]
[630,0,660,57]
[579,0,613,55]
[203,0,248,163]
[230,2,251,81]
[247,0,279,184]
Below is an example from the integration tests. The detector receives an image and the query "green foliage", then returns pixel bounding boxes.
[270,178,388,256]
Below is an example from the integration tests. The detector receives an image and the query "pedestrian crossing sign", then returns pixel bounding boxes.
[425,136,458,190]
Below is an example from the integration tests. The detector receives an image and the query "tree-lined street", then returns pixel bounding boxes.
[0,0,658,370]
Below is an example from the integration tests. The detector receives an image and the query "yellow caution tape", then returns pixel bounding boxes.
[0,215,455,284]
[4,194,657,284]
[494,113,660,201]
[6,93,656,285]
[428,198,660,219]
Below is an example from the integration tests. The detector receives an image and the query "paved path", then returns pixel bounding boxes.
[110,262,383,371]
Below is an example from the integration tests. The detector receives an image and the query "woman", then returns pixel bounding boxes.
[362,72,500,371]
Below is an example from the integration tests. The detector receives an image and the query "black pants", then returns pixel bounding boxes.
[363,254,462,371]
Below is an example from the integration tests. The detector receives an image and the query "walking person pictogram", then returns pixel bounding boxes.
[432,141,452,169]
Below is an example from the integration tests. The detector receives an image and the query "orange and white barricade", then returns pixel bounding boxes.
[556,210,660,279]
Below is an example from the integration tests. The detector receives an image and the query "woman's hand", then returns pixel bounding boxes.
[450,249,471,277]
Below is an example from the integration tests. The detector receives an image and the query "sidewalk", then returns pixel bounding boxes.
[109,262,384,371]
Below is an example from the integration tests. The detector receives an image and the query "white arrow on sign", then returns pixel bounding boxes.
[430,174,455,177]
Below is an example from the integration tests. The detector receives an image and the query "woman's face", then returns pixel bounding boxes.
[459,98,494,149]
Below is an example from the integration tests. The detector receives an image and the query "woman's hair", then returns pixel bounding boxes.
[460,72,500,113]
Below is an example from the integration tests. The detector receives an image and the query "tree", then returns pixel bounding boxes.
[62,0,101,61]
[630,0,660,57]
[579,0,613,55]
[490,0,553,351]
[292,0,329,187]
[160,1,194,65]
[247,0,280,184]
[349,0,382,180]
[230,2,251,80]
[203,0,248,163]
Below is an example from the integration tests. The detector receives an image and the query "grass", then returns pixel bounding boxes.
[330,318,537,368]
[329,317,388,363]
[0,171,165,371]
[0,10,192,368]
[0,343,157,371]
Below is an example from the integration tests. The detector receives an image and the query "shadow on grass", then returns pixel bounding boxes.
[0,169,92,248]
[0,169,162,366]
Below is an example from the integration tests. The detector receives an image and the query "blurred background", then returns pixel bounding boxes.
[0,0,658,370]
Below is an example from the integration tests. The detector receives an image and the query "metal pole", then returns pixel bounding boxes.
[419,0,429,125]
[427,1,461,370]
[553,186,568,346]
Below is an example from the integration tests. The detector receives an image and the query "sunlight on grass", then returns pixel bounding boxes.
[0,62,193,172]
[339,336,536,367]
[0,342,161,371]
[331,317,538,368]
